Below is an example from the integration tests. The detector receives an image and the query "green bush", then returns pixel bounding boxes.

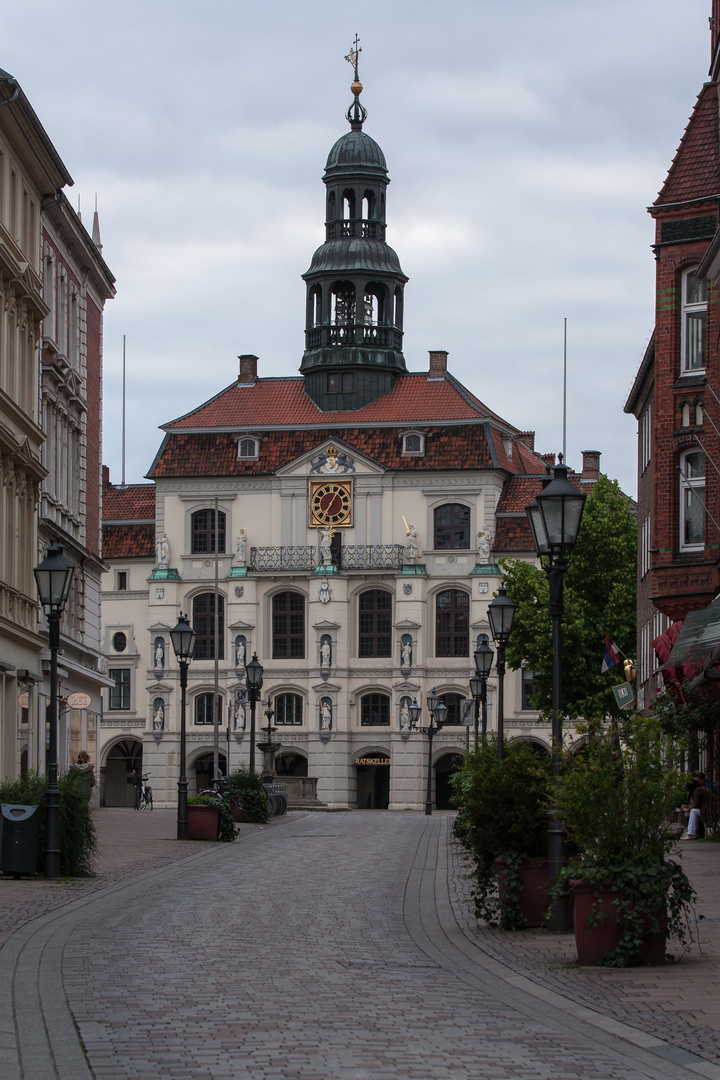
[451,739,550,928]
[226,768,270,823]
[0,770,97,877]
[187,794,237,841]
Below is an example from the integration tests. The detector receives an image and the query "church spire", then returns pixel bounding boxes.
[300,43,408,411]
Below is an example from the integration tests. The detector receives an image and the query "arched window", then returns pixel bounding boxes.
[194,692,217,725]
[695,398,704,427]
[191,509,226,554]
[362,190,375,219]
[192,593,225,660]
[274,693,303,725]
[394,288,403,329]
[680,400,691,428]
[680,450,706,550]
[436,589,469,657]
[402,432,424,456]
[434,504,470,549]
[272,592,305,659]
[330,282,356,331]
[681,267,707,372]
[363,283,384,325]
[327,191,336,220]
[342,188,356,221]
[237,437,258,459]
[438,692,467,725]
[360,692,390,726]
[307,285,322,328]
[358,590,392,657]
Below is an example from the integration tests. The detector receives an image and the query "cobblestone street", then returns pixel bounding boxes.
[2,810,720,1080]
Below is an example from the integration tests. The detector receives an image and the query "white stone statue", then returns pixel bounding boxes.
[400,701,410,730]
[235,639,246,668]
[404,522,420,561]
[319,577,332,604]
[478,527,492,563]
[401,641,412,668]
[236,528,248,566]
[157,533,170,566]
[321,640,331,668]
[154,641,164,669]
[320,701,332,730]
[234,701,246,731]
[153,703,164,730]
[319,525,334,566]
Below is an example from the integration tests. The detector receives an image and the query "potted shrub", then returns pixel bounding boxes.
[452,738,551,929]
[554,714,697,967]
[225,768,270,824]
[186,795,237,841]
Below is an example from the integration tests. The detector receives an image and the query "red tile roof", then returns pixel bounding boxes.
[654,84,720,208]
[163,373,513,431]
[103,523,155,559]
[103,484,156,521]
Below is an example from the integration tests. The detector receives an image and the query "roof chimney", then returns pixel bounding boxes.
[238,354,258,385]
[102,464,111,491]
[516,431,535,452]
[428,350,448,378]
[539,452,555,468]
[581,450,601,481]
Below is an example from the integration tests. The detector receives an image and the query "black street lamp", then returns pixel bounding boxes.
[245,653,264,774]
[410,689,447,816]
[487,586,515,763]
[34,542,75,879]
[471,633,494,747]
[526,458,586,932]
[170,612,197,841]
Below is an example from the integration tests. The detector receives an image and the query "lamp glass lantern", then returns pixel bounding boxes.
[473,635,494,678]
[170,614,197,660]
[409,698,421,729]
[426,687,439,718]
[526,499,551,557]
[469,674,483,699]
[535,465,586,556]
[245,653,264,691]
[34,543,75,613]
[487,586,516,645]
[435,700,448,729]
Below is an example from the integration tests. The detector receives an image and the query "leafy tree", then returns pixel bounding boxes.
[501,473,636,721]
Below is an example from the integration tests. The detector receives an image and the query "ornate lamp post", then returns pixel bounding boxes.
[34,542,75,879]
[487,586,516,763]
[471,633,494,747]
[526,458,586,931]
[245,653,264,774]
[170,612,197,841]
[410,689,447,816]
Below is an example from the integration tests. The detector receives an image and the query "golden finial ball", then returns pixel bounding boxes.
[351,80,363,96]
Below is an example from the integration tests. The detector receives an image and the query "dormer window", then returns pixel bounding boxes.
[237,437,259,460]
[402,431,425,456]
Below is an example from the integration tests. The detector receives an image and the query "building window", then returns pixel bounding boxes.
[402,432,424,455]
[109,669,130,710]
[272,592,305,659]
[438,692,466,725]
[679,450,705,550]
[112,632,127,653]
[436,589,469,657]
[116,571,128,590]
[358,590,392,657]
[681,268,707,372]
[238,438,259,459]
[522,670,538,710]
[194,692,216,725]
[192,593,225,660]
[191,509,226,554]
[360,692,390,725]
[640,515,651,578]
[275,693,303,725]
[327,372,353,393]
[640,403,652,472]
[434,504,470,549]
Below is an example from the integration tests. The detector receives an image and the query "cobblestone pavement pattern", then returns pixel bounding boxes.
[3,811,720,1080]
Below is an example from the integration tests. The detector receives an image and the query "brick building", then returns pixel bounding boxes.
[99,73,602,810]
[625,1,720,708]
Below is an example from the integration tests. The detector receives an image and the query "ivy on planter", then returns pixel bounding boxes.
[187,795,237,841]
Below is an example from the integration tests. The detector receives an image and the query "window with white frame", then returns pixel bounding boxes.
[402,431,425,456]
[679,450,705,549]
[109,669,131,710]
[640,514,651,578]
[640,403,652,471]
[640,621,650,685]
[275,693,303,725]
[681,268,707,373]
[237,437,259,459]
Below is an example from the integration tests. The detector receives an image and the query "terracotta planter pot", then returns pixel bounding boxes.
[570,880,666,966]
[186,804,220,841]
[230,798,244,823]
[495,857,549,928]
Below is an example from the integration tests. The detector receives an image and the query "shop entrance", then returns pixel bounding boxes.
[355,753,390,809]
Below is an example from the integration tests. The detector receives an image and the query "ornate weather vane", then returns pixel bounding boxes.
[344,34,367,130]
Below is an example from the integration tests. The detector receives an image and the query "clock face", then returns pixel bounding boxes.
[310,480,354,527]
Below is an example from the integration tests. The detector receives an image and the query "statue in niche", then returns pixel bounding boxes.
[401,639,412,669]
[152,700,164,730]
[236,528,248,566]
[477,527,492,563]
[319,525,334,567]
[403,519,420,561]
[154,638,164,670]
[320,639,331,669]
[157,533,170,567]
[320,700,332,730]
[400,699,410,730]
[234,699,246,731]
[235,636,246,669]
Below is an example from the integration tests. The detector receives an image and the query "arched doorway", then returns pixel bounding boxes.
[354,751,390,809]
[104,739,143,806]
[434,753,463,810]
[275,752,308,777]
[192,752,227,793]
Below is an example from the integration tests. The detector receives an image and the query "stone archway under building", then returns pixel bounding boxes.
[354,750,390,809]
[192,751,227,794]
[434,752,463,810]
[103,739,143,806]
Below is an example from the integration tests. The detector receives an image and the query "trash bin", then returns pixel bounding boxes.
[0,804,40,877]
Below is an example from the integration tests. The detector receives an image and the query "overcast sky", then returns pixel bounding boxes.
[2,0,713,495]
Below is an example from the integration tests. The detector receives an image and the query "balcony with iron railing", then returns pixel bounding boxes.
[304,324,403,351]
[249,545,404,572]
[325,218,386,241]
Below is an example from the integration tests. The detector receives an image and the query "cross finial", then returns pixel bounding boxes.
[345,34,362,82]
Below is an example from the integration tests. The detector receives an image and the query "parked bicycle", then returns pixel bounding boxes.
[197,772,227,802]
[136,773,153,811]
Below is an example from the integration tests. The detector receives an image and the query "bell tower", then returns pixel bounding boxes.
[300,40,408,411]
